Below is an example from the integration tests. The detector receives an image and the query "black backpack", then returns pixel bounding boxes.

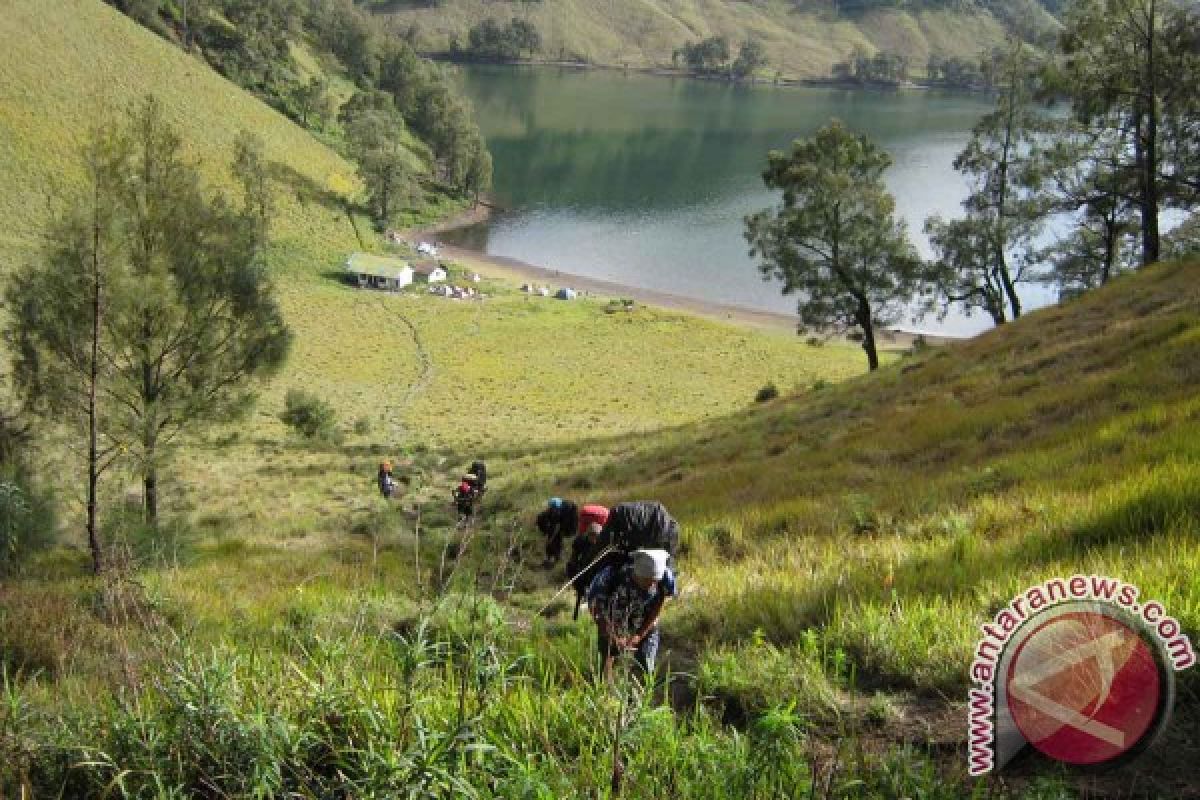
[470,460,487,488]
[602,502,680,557]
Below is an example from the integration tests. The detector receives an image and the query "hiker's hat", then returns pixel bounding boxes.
[632,549,669,581]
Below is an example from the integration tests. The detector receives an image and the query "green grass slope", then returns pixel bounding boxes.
[0,0,365,274]
[1,0,850,449]
[506,259,1200,792]
[374,0,1039,79]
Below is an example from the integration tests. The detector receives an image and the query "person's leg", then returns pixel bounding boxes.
[634,628,660,675]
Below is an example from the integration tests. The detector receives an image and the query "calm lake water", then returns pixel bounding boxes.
[446,65,1054,336]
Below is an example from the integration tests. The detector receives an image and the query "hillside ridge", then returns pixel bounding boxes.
[371,0,1057,80]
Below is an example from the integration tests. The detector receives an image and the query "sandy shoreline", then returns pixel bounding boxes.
[401,206,959,348]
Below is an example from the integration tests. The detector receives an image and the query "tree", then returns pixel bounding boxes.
[1059,0,1199,266]
[346,105,414,222]
[280,388,338,441]
[1033,117,1139,292]
[674,36,731,74]
[923,41,1047,325]
[465,141,494,201]
[4,132,127,572]
[732,40,768,80]
[7,98,291,529]
[745,121,922,371]
[509,17,541,59]
[293,76,332,130]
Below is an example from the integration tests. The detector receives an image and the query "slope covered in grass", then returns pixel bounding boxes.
[0,0,366,274]
[503,259,1200,792]
[373,0,1042,80]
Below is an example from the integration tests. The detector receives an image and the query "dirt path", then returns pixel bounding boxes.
[385,298,434,412]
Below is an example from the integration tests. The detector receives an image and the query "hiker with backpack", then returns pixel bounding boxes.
[468,460,487,492]
[598,501,681,568]
[587,548,675,680]
[453,459,488,523]
[377,461,397,499]
[566,504,610,619]
[536,497,578,565]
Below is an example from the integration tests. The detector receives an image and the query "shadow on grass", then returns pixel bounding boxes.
[673,472,1200,694]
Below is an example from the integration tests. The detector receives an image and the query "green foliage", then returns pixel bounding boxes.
[831,49,910,85]
[926,54,987,88]
[745,121,922,370]
[1058,0,1200,266]
[6,97,292,525]
[731,39,768,80]
[923,42,1049,325]
[280,388,338,441]
[461,17,540,62]
[346,103,415,222]
[673,35,730,74]
[0,469,56,578]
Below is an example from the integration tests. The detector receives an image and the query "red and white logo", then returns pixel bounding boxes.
[1005,609,1165,766]
[968,578,1194,776]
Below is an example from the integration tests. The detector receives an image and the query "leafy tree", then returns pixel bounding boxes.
[346,105,414,222]
[732,40,768,80]
[280,389,337,441]
[833,49,909,85]
[1033,117,1139,292]
[745,121,922,370]
[232,131,273,250]
[293,76,332,130]
[7,98,291,529]
[926,55,986,88]
[465,142,494,201]
[1059,0,1199,265]
[674,36,731,74]
[465,18,538,62]
[509,17,542,59]
[923,41,1048,325]
[4,128,130,571]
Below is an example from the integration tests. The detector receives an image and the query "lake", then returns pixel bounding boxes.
[445,65,1054,336]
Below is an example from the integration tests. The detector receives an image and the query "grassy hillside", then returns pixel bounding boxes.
[6,246,1197,795]
[4,2,1197,798]
[0,0,369,275]
[371,0,1047,80]
[505,259,1200,794]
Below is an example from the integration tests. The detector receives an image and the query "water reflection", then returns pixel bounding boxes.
[449,65,1053,336]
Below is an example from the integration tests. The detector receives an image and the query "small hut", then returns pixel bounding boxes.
[344,253,413,291]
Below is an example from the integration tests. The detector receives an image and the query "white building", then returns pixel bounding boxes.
[344,252,413,291]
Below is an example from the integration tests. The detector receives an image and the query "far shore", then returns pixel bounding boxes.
[400,205,962,349]
[422,53,990,95]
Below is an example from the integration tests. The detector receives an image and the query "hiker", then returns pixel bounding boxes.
[566,504,610,618]
[588,548,675,680]
[453,477,480,521]
[598,501,681,567]
[536,497,578,564]
[377,460,397,499]
[468,459,487,492]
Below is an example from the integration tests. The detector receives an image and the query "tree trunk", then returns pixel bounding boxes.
[143,459,158,525]
[87,197,104,575]
[998,257,1022,319]
[142,352,159,525]
[858,299,880,371]
[1142,103,1160,265]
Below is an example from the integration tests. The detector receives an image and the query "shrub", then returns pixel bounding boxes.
[0,468,56,577]
[754,383,779,403]
[353,416,372,435]
[280,389,338,441]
